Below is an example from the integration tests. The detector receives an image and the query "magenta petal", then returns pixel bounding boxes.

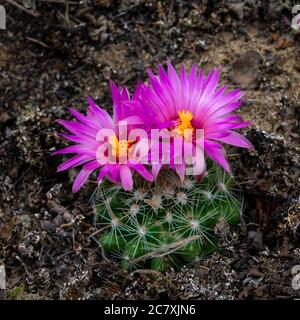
[52,145,96,157]
[110,81,124,123]
[111,164,120,182]
[86,96,115,129]
[152,163,162,180]
[58,133,98,146]
[204,141,230,172]
[121,115,144,126]
[103,166,120,184]
[97,164,112,182]
[211,131,253,149]
[174,164,185,182]
[121,87,130,101]
[120,165,133,191]
[205,120,251,133]
[218,114,243,123]
[110,81,120,103]
[56,119,97,138]
[202,68,220,98]
[206,101,243,122]
[68,108,100,130]
[205,131,231,139]
[72,169,92,192]
[192,146,205,176]
[83,160,101,171]
[133,81,143,100]
[167,63,180,88]
[57,154,92,172]
[128,162,153,182]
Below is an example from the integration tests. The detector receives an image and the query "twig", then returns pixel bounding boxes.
[60,219,76,229]
[90,236,109,261]
[137,27,156,54]
[87,225,110,239]
[16,256,33,280]
[74,6,92,18]
[55,250,73,260]
[13,166,32,186]
[7,0,41,17]
[25,36,50,49]
[52,23,86,33]
[132,235,202,264]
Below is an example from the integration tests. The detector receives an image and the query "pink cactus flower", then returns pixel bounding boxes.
[136,63,253,179]
[53,82,153,192]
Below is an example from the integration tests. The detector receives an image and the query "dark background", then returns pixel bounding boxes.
[0,0,299,299]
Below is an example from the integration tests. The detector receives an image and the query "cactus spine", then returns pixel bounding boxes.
[94,162,241,271]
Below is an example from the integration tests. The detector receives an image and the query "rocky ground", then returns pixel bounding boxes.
[0,0,299,299]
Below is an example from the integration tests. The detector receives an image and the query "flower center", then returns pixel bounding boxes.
[108,135,135,158]
[172,110,194,139]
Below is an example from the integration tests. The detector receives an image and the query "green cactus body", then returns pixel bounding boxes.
[94,162,241,271]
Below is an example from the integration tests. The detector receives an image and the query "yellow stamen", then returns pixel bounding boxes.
[172,110,194,139]
[108,135,135,158]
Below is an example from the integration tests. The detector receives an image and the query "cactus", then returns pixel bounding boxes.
[94,161,242,271]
